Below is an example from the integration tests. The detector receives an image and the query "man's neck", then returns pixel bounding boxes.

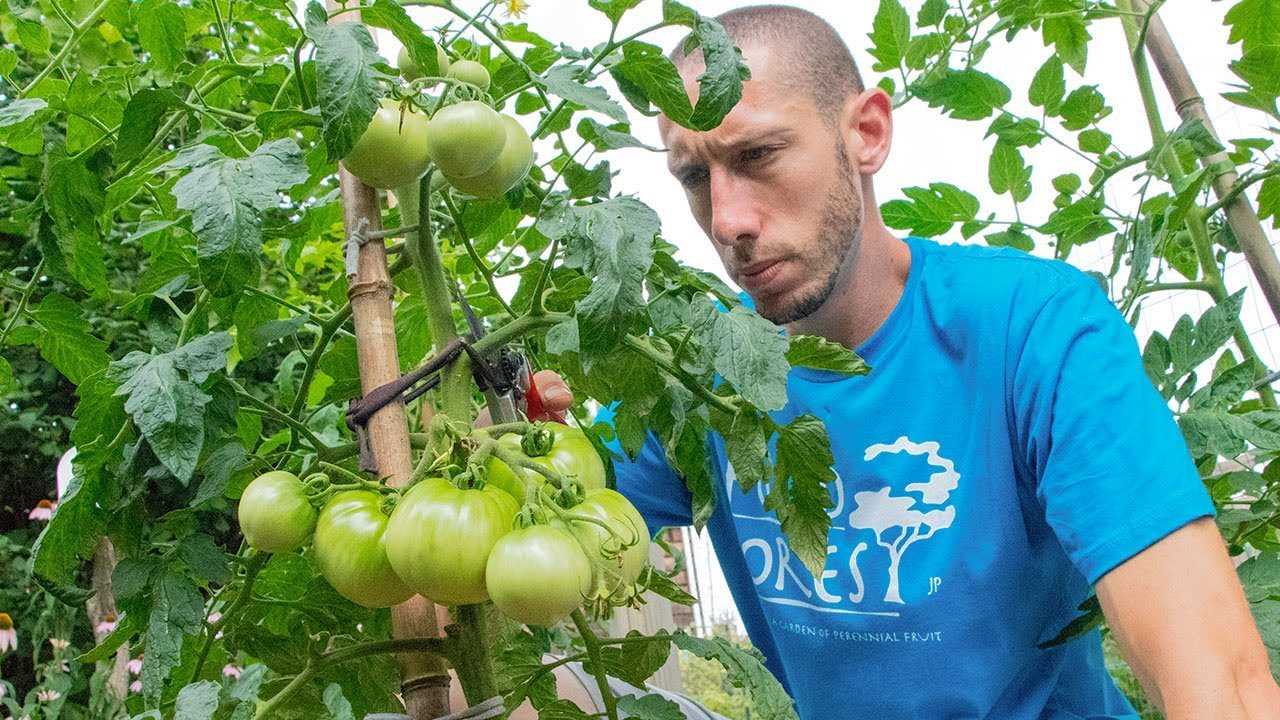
[786,226,912,351]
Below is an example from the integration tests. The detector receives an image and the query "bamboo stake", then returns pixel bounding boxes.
[86,539,128,702]
[329,8,451,717]
[1137,4,1280,331]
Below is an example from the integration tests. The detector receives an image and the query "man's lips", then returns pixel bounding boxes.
[737,259,787,293]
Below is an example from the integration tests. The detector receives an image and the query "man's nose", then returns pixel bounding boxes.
[708,167,760,249]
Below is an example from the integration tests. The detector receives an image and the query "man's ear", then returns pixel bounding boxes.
[840,88,893,176]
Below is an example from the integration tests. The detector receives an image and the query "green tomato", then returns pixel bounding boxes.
[446,59,490,89]
[342,99,431,189]
[486,525,592,626]
[425,101,506,179]
[485,424,607,503]
[398,44,450,81]
[556,488,650,591]
[445,115,534,198]
[238,471,316,553]
[383,478,518,605]
[313,490,414,608]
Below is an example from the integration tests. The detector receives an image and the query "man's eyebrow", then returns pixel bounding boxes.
[666,127,797,174]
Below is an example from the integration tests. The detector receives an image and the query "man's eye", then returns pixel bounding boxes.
[741,146,777,163]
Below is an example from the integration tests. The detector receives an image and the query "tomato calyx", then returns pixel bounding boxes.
[520,423,555,457]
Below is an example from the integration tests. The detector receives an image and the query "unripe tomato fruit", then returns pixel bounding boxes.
[486,525,591,626]
[557,488,650,590]
[425,101,506,179]
[446,59,491,89]
[238,471,316,553]
[445,115,534,198]
[486,424,606,503]
[383,478,518,605]
[342,99,431,189]
[398,44,450,80]
[313,490,414,608]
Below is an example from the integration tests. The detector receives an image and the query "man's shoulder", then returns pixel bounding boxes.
[913,236,1101,315]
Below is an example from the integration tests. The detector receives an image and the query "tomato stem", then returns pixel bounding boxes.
[570,610,620,720]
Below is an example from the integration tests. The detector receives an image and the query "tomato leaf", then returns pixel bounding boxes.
[713,407,771,494]
[576,118,661,152]
[1038,196,1114,256]
[175,680,220,720]
[31,293,111,384]
[305,0,383,161]
[44,156,108,296]
[660,1,750,130]
[361,0,440,77]
[537,64,629,126]
[785,335,870,376]
[116,89,180,163]
[986,228,1034,252]
[766,415,836,579]
[641,566,697,606]
[913,68,1011,120]
[587,0,644,24]
[162,139,309,295]
[691,302,789,412]
[867,0,911,72]
[494,628,557,708]
[1239,552,1280,603]
[1039,1,1089,73]
[31,444,111,587]
[135,0,188,76]
[616,693,684,720]
[671,632,798,720]
[141,570,206,704]
[881,182,980,237]
[988,141,1032,201]
[108,332,233,482]
[322,684,357,720]
[589,630,672,687]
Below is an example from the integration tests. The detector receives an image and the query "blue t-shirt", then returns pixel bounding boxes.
[607,236,1215,719]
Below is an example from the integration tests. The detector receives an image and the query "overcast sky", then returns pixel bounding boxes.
[380,1,1277,631]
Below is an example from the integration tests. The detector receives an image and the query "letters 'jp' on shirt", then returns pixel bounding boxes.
[608,236,1216,719]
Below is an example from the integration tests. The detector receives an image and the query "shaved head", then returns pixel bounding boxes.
[670,4,864,122]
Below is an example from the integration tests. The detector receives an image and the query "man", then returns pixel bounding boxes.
[527,5,1280,718]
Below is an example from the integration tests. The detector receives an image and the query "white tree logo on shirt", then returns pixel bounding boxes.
[849,436,959,604]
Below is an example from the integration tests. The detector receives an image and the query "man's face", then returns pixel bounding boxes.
[659,44,862,325]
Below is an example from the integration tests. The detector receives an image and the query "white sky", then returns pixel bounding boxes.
[381,1,1279,632]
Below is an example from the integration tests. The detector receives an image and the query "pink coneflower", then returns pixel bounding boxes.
[222,664,242,679]
[36,689,60,702]
[127,657,143,675]
[95,612,117,635]
[27,499,55,521]
[207,612,222,625]
[129,680,142,694]
[0,613,16,653]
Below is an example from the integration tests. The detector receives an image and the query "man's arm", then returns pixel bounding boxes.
[1096,517,1280,720]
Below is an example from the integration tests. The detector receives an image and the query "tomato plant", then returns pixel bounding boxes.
[2,0,1278,718]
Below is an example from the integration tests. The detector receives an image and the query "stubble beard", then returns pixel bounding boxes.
[758,139,864,325]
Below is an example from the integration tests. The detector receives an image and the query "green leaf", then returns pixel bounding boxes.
[592,630,671,687]
[576,118,661,152]
[1040,5,1088,73]
[1059,85,1108,130]
[1077,128,1111,154]
[32,447,109,587]
[695,304,789,411]
[135,0,188,74]
[1052,173,1082,194]
[0,47,17,77]
[16,15,51,55]
[178,534,230,585]
[766,415,836,579]
[108,332,233,482]
[306,0,383,161]
[671,632,798,720]
[985,113,1043,148]
[785,335,870,375]
[31,294,110,384]
[322,684,356,720]
[1040,197,1115,255]
[1259,176,1280,229]
[588,0,644,24]
[540,198,659,351]
[1168,118,1226,158]
[867,0,911,72]
[671,418,716,528]
[988,141,1031,201]
[361,0,440,77]
[0,356,12,393]
[641,566,697,606]
[713,408,771,494]
[538,64,629,125]
[616,694,684,720]
[918,0,947,26]
[1225,0,1280,55]
[117,89,179,163]
[986,228,1034,252]
[913,68,1011,120]
[175,681,220,720]
[0,98,51,127]
[1028,56,1065,114]
[44,157,108,295]
[77,612,142,664]
[610,41,693,123]
[494,628,557,708]
[677,9,751,130]
[142,571,206,705]
[880,182,980,237]
[1239,552,1280,603]
[163,139,309,295]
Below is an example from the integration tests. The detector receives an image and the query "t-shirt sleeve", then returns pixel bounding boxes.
[1010,272,1216,585]
[595,402,693,534]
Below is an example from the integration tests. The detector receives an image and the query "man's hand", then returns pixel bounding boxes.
[1097,517,1280,719]
[474,369,573,427]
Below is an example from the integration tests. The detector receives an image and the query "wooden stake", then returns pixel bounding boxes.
[1138,6,1280,331]
[86,539,128,701]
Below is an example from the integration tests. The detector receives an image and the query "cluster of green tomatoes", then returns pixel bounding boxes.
[341,45,535,200]
[236,423,652,628]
